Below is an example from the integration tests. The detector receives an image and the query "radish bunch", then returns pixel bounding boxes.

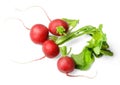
[17,16,80,76]
[28,18,78,76]
[10,6,113,78]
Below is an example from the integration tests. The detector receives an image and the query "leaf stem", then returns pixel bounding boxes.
[56,25,96,45]
[60,46,67,56]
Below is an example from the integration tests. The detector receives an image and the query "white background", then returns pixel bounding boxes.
[0,0,120,85]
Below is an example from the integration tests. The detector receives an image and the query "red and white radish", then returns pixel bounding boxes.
[14,40,59,64]
[49,19,69,36]
[57,56,97,78]
[8,18,49,44]
[57,56,75,73]
[30,24,49,44]
[42,40,60,58]
[27,40,60,62]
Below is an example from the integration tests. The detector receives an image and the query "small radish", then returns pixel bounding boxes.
[15,6,51,44]
[57,46,96,78]
[42,40,60,58]
[5,18,49,44]
[48,19,69,36]
[30,24,49,44]
[57,56,97,78]
[18,19,49,44]
[31,40,59,61]
[20,20,49,44]
[13,40,59,64]
[57,46,75,76]
[57,56,75,73]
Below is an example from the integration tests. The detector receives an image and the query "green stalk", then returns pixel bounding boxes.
[60,46,67,56]
[56,25,96,45]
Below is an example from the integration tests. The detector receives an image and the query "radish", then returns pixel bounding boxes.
[57,56,78,77]
[5,18,49,44]
[57,46,76,76]
[57,46,97,78]
[42,40,60,58]
[30,24,49,44]
[57,56,97,78]
[13,40,59,64]
[27,40,60,62]
[19,20,49,44]
[57,56,75,73]
[48,19,69,36]
[15,6,51,44]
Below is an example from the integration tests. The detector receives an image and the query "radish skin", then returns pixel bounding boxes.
[42,40,60,58]
[30,24,49,44]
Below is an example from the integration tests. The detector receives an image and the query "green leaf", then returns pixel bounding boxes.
[94,53,103,58]
[88,24,107,55]
[98,24,103,29]
[56,26,66,35]
[101,41,109,49]
[100,49,113,56]
[93,46,101,55]
[62,18,79,28]
[71,47,95,70]
[87,24,113,58]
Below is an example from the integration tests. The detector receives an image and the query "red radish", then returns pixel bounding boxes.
[42,40,60,58]
[57,56,97,78]
[14,6,51,44]
[5,18,49,44]
[30,24,49,44]
[14,40,59,64]
[57,56,75,73]
[48,19,69,36]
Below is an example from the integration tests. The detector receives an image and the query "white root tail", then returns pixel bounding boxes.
[66,71,97,79]
[15,5,51,22]
[10,56,46,64]
[4,17,30,30]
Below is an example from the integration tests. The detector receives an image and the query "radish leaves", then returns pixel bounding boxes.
[71,24,113,70]
[62,18,79,28]
[72,47,94,70]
